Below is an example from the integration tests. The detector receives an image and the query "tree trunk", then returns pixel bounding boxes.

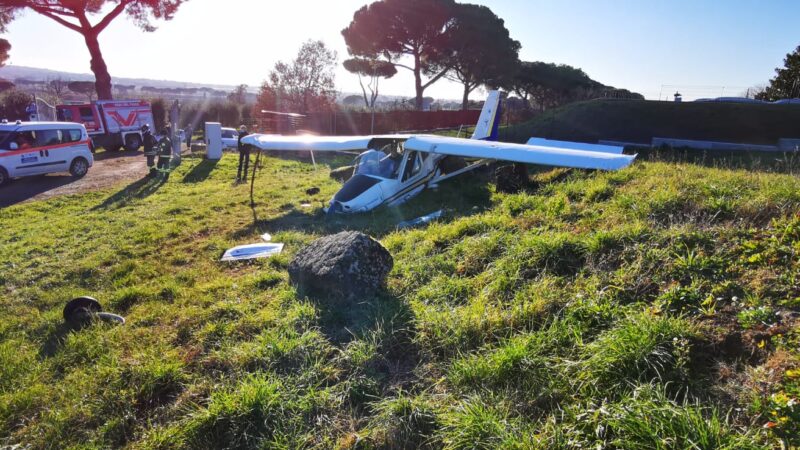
[370,78,378,134]
[83,31,113,100]
[357,75,370,109]
[413,52,424,110]
[462,83,471,110]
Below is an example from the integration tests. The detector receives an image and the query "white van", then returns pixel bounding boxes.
[221,127,239,149]
[0,121,94,186]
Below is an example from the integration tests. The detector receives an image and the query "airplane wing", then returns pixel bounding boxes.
[526,138,624,154]
[241,134,420,152]
[241,134,374,152]
[404,136,636,170]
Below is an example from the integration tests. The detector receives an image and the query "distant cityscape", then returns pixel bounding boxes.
[0,64,469,110]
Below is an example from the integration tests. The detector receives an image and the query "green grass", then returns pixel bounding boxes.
[1,151,799,449]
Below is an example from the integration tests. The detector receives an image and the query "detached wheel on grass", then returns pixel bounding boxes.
[63,296,102,323]
[0,167,8,186]
[63,296,125,326]
[70,157,89,178]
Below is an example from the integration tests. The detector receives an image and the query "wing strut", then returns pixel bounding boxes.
[432,159,492,185]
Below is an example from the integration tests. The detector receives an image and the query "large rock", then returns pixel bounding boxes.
[289,231,393,299]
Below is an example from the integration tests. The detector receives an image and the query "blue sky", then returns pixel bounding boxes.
[2,0,798,100]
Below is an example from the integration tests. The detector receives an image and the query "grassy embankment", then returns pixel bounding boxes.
[498,99,800,146]
[0,149,799,449]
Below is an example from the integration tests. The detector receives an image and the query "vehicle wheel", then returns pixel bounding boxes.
[63,296,102,323]
[0,167,8,186]
[70,157,89,178]
[124,134,142,151]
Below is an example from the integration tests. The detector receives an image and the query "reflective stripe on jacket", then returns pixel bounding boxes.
[157,137,172,159]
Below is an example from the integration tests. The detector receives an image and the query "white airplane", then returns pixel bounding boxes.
[242,91,636,214]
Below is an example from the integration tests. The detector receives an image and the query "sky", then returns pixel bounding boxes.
[2,0,799,101]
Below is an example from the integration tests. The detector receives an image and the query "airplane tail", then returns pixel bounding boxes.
[470,90,502,141]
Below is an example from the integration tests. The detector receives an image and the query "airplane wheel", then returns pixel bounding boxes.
[63,296,125,325]
[63,296,102,323]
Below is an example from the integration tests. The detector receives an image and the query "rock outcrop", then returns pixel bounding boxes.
[288,231,393,299]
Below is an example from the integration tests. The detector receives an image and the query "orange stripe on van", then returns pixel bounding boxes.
[0,140,91,159]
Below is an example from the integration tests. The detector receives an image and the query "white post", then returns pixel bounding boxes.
[170,100,181,165]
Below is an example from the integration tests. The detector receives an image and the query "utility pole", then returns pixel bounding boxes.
[170,99,181,165]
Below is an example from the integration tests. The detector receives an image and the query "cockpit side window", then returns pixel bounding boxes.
[402,151,423,181]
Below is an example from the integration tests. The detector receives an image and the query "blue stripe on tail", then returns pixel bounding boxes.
[487,97,502,142]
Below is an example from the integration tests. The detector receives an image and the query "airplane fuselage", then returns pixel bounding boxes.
[327,148,448,214]
[243,90,634,215]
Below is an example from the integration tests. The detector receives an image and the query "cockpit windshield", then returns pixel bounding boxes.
[354,149,401,179]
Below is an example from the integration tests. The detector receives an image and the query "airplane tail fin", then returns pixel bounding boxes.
[470,90,502,141]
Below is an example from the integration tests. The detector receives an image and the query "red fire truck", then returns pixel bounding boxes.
[56,100,155,152]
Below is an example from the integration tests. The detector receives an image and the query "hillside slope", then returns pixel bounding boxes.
[501,99,800,145]
[0,155,799,448]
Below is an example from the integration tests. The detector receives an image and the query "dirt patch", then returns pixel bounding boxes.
[0,150,147,207]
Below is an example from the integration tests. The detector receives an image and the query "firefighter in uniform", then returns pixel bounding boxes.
[157,126,173,173]
[236,125,251,182]
[142,124,159,177]
[185,126,193,152]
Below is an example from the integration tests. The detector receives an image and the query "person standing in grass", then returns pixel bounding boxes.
[157,126,173,173]
[185,126,193,152]
[236,125,251,183]
[142,124,159,177]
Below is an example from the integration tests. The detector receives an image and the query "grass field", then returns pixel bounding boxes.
[1,150,799,449]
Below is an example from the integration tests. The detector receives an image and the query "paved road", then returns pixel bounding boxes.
[0,150,147,208]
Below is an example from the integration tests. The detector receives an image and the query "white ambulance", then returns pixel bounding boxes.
[0,121,93,186]
[56,100,154,152]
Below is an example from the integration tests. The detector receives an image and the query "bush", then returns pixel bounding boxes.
[0,89,32,121]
